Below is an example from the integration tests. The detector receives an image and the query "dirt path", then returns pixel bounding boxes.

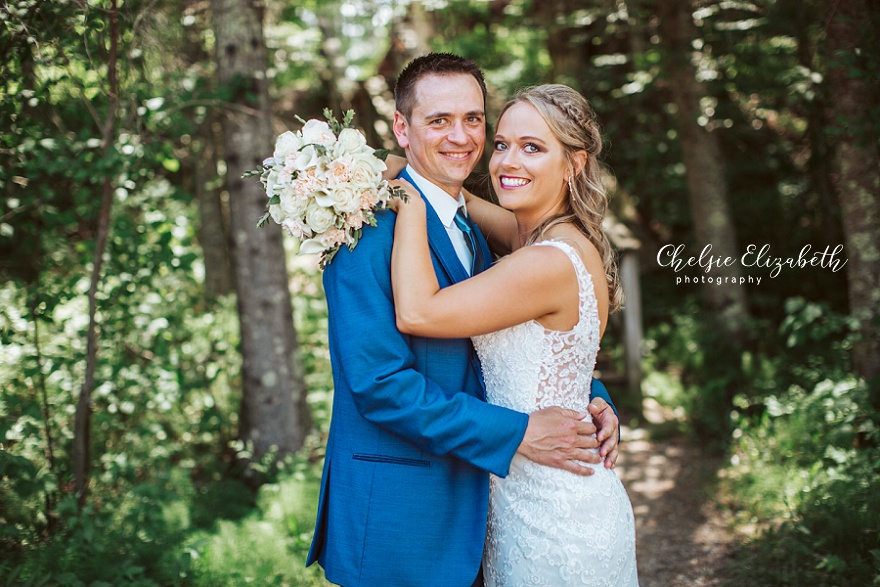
[614,422,738,587]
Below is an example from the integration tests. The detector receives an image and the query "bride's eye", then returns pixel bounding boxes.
[523,143,541,154]
[494,141,508,151]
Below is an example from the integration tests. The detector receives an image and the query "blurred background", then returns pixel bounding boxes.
[1,0,878,585]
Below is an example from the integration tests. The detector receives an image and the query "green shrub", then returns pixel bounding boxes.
[722,378,880,587]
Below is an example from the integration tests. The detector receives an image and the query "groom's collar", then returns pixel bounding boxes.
[403,165,467,229]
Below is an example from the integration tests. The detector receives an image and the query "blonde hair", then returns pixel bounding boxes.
[498,84,623,312]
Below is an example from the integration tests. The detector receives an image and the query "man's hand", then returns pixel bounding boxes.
[516,407,602,476]
[588,397,619,469]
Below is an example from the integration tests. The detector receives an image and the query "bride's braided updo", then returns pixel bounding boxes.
[499,84,623,312]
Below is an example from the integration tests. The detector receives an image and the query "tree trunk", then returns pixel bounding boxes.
[211,0,309,461]
[74,0,119,506]
[194,124,233,302]
[657,0,750,337]
[182,0,233,303]
[825,0,880,383]
[795,7,844,249]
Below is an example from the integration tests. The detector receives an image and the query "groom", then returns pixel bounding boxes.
[307,53,620,587]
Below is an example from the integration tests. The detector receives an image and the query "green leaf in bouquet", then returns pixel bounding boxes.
[342,109,355,127]
[241,168,262,179]
[323,108,342,135]
[320,247,339,269]
[374,149,390,161]
[256,210,271,228]
[268,195,280,206]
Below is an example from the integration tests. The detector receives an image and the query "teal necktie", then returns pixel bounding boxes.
[453,206,477,275]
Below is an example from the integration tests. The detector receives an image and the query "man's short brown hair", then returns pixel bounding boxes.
[393,53,488,120]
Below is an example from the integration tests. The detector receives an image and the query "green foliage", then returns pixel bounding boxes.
[2,0,878,585]
[777,297,858,385]
[721,378,880,587]
[645,295,877,585]
[183,456,330,587]
[642,300,751,447]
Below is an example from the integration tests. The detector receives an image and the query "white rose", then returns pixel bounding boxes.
[273,131,301,161]
[334,128,367,155]
[350,157,384,185]
[305,200,337,234]
[279,186,309,218]
[301,119,335,147]
[331,185,362,213]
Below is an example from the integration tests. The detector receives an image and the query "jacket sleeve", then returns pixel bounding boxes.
[589,378,618,417]
[322,210,529,477]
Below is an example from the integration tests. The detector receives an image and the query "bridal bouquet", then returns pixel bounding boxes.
[247,109,406,268]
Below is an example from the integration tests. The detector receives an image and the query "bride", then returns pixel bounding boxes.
[389,84,638,586]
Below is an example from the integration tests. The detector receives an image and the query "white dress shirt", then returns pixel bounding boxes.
[404,165,474,275]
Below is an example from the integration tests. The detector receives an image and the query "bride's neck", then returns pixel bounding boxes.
[515,204,567,247]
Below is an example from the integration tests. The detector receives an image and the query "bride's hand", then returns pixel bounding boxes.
[386,179,424,214]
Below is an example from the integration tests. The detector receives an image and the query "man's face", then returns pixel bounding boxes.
[393,73,486,197]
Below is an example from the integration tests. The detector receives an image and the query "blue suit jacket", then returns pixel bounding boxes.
[307,171,616,586]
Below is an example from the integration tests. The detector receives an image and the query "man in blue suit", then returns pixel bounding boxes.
[307,53,621,587]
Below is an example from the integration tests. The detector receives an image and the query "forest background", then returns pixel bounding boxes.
[1,0,878,585]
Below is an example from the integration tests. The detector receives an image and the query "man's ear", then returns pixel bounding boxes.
[572,150,588,176]
[393,111,410,149]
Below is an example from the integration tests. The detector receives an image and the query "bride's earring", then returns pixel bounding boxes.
[567,177,573,193]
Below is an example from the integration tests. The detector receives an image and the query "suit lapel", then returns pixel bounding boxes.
[399,168,470,285]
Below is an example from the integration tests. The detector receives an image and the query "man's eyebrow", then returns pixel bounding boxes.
[422,110,485,120]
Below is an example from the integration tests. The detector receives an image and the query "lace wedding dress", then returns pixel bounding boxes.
[473,241,639,587]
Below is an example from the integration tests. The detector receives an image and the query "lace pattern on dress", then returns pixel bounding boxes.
[474,240,602,416]
[472,240,639,587]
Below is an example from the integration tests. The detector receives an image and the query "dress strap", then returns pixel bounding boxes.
[532,239,598,327]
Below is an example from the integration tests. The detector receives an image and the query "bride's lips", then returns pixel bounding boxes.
[498,175,531,189]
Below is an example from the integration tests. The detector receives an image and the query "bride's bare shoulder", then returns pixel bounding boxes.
[542,226,602,267]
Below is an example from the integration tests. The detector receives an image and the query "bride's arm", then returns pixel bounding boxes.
[383,151,519,255]
[389,187,573,339]
[462,188,519,256]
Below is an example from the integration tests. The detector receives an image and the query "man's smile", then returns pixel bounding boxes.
[441,151,472,160]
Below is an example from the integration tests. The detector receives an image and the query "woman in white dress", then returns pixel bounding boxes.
[389,84,638,587]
